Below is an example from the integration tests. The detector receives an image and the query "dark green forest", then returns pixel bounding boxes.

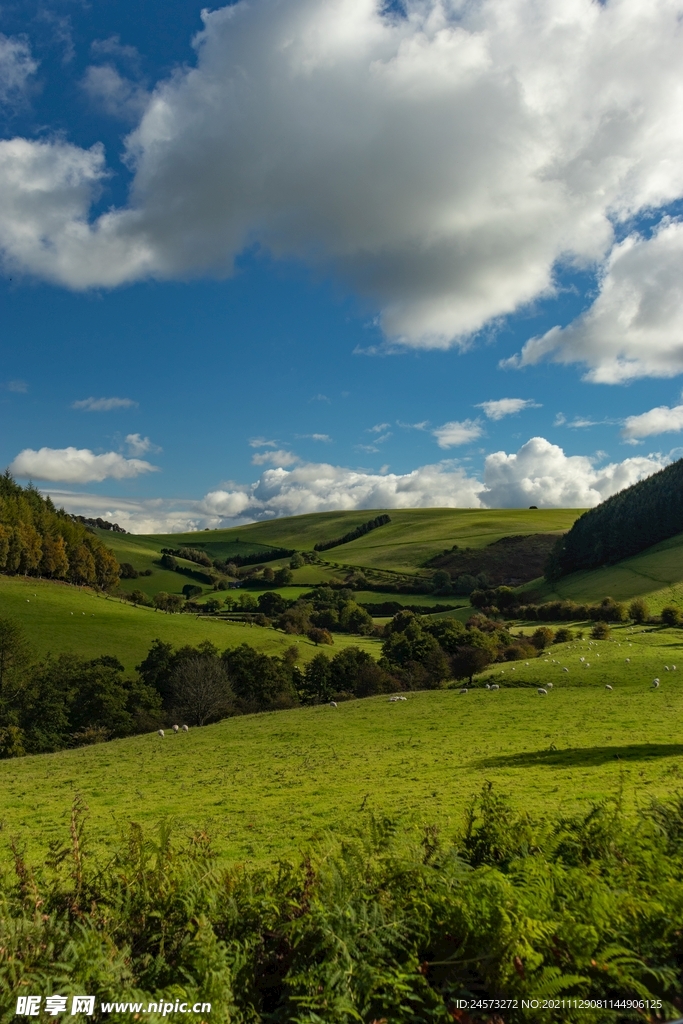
[546,457,683,578]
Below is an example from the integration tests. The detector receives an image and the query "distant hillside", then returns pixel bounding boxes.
[429,533,563,587]
[547,458,683,579]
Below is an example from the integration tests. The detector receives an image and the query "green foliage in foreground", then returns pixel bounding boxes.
[1,788,682,1023]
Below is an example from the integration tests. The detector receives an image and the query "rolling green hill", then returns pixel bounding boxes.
[1,623,681,863]
[0,575,382,672]
[525,529,683,612]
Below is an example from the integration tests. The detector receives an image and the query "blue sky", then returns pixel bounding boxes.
[2,0,683,531]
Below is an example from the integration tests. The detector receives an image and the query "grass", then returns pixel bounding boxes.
[1,622,681,866]
[0,575,381,672]
[525,528,683,610]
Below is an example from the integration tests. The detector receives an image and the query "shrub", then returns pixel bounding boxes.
[553,626,574,643]
[629,597,649,623]
[530,626,554,649]
[661,605,683,627]
[307,627,334,646]
[591,621,611,639]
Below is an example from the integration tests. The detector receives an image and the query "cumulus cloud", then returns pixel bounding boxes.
[82,64,150,121]
[251,448,299,466]
[2,0,683,357]
[483,437,664,508]
[42,437,666,531]
[507,220,683,382]
[433,419,483,448]
[622,403,683,440]
[73,396,138,411]
[0,34,37,104]
[476,398,540,420]
[9,446,159,483]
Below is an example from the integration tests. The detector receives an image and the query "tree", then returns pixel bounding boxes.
[531,627,554,650]
[170,657,233,726]
[432,569,452,595]
[182,584,203,599]
[307,627,334,646]
[661,605,682,627]
[591,621,611,639]
[274,567,293,586]
[629,598,649,624]
[450,646,491,684]
[257,591,287,617]
[0,617,32,722]
[289,552,305,569]
[302,652,333,703]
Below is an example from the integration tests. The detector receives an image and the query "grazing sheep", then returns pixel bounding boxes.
[172,724,179,733]
[485,683,491,690]
[388,696,399,702]
[652,678,660,689]
[459,688,468,695]
[329,700,338,707]
[398,696,407,701]
[182,724,189,732]
[546,682,553,689]
[563,667,569,672]
[580,657,585,662]
[625,658,630,663]
[490,684,500,691]
[665,666,670,671]
[537,688,548,695]
[605,684,613,690]
[674,665,678,670]
[158,729,165,738]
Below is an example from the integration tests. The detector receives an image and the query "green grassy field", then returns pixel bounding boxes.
[0,575,382,671]
[1,623,681,866]
[526,528,683,611]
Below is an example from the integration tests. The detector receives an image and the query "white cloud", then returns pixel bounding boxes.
[82,64,150,121]
[249,437,277,448]
[507,220,683,383]
[622,403,683,440]
[125,432,161,455]
[42,437,667,531]
[72,396,137,411]
[368,423,391,434]
[297,433,332,442]
[483,437,664,508]
[433,419,483,448]
[0,34,37,104]
[9,446,159,483]
[5,379,27,393]
[476,398,540,421]
[2,0,683,356]
[251,448,299,466]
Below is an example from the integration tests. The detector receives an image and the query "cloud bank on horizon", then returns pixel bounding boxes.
[29,437,667,533]
[1,0,683,381]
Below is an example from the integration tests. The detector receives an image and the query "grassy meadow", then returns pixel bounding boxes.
[0,574,381,672]
[1,623,681,866]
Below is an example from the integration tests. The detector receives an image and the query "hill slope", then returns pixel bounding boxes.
[1,624,680,862]
[0,575,381,672]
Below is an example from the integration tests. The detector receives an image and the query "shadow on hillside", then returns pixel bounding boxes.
[477,743,683,769]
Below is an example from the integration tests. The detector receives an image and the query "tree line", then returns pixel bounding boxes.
[546,456,683,578]
[0,603,555,758]
[0,474,120,589]
[313,513,391,551]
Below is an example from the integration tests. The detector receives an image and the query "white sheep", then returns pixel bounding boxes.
[329,700,337,707]
[625,658,630,663]
[674,665,678,671]
[605,684,613,690]
[182,724,189,733]
[158,729,165,738]
[490,684,500,691]
[665,666,670,671]
[546,682,553,689]
[563,667,569,673]
[537,688,548,695]
[172,724,179,733]
[652,678,660,689]
[485,683,491,690]
[398,696,407,701]
[459,688,468,695]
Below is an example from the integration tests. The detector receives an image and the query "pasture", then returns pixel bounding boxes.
[1,623,681,866]
[0,575,382,672]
